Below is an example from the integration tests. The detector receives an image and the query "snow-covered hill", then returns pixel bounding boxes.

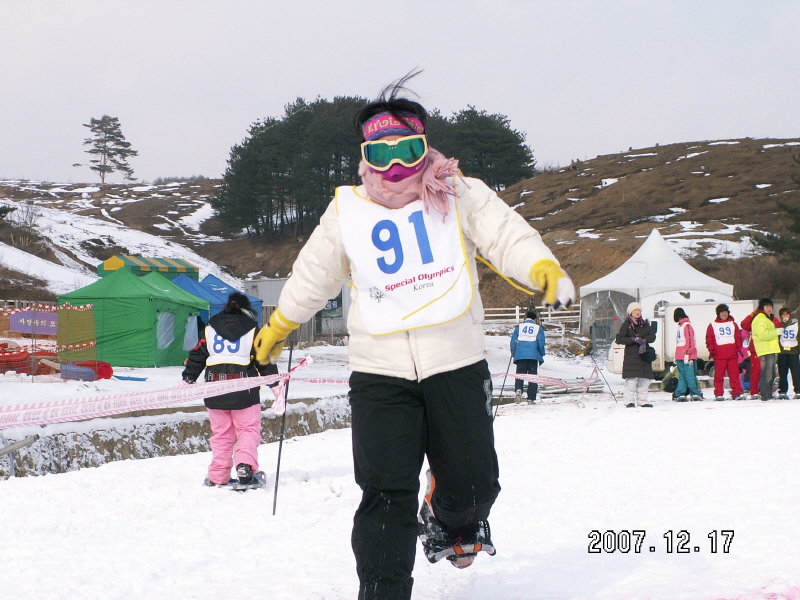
[0,179,241,295]
[2,135,799,303]
[1,337,798,600]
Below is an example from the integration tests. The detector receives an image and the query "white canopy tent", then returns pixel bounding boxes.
[579,229,734,340]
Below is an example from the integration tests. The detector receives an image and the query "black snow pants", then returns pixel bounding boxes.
[514,359,540,400]
[349,359,501,600]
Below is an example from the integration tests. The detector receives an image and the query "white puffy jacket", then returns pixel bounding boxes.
[277,176,558,381]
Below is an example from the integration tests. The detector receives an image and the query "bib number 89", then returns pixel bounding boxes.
[212,334,240,354]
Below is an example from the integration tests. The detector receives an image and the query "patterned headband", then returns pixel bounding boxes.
[362,112,425,141]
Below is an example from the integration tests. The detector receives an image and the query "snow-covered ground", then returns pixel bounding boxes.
[1,337,799,599]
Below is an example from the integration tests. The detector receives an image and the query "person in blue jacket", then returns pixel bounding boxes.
[510,310,546,403]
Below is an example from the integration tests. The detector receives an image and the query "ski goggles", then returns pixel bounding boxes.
[360,135,429,171]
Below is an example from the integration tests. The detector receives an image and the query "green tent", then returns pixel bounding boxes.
[58,268,210,367]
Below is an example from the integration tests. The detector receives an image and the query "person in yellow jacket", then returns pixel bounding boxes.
[252,74,574,600]
[751,298,783,400]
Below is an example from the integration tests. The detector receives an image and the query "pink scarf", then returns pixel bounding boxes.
[359,148,462,218]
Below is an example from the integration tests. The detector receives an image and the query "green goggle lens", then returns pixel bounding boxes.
[361,135,428,170]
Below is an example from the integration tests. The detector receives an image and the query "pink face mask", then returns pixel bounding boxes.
[372,161,424,182]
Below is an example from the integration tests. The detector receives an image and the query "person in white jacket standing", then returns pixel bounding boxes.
[254,74,574,600]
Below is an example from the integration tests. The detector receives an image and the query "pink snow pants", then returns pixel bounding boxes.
[207,404,262,485]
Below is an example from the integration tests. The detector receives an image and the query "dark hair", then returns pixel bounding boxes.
[779,307,791,316]
[354,70,427,142]
[526,310,538,321]
[759,297,773,310]
[673,307,688,323]
[224,291,251,315]
[715,303,730,316]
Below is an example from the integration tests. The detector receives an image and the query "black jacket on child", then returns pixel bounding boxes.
[182,312,277,410]
[616,318,657,379]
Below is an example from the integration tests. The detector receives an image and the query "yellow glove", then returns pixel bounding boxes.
[529,259,575,309]
[254,309,300,365]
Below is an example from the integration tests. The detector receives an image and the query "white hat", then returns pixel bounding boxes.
[627,302,642,315]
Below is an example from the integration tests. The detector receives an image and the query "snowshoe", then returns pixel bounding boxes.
[690,395,703,401]
[237,463,254,484]
[625,402,635,408]
[230,469,266,492]
[675,396,687,402]
[203,470,266,492]
[417,471,496,567]
[714,396,725,402]
[779,393,790,400]
[640,403,653,408]
[203,476,237,488]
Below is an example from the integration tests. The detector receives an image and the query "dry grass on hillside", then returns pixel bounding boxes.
[690,255,800,311]
[2,137,799,306]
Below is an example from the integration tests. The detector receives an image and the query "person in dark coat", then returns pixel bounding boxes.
[615,302,656,408]
[182,292,278,486]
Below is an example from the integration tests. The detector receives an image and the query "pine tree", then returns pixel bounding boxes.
[214,98,537,239]
[752,153,800,260]
[428,107,535,191]
[81,115,138,183]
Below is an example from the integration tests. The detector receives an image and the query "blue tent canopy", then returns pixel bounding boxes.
[172,274,226,323]
[199,274,263,322]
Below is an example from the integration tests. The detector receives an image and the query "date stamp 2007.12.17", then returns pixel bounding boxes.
[588,530,734,554]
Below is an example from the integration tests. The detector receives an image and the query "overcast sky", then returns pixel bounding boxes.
[2,0,798,184]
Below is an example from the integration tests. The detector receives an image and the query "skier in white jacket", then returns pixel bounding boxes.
[255,74,574,600]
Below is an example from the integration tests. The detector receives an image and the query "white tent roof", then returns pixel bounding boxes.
[579,229,734,299]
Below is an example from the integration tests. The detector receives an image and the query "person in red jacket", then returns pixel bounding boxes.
[706,303,743,401]
[741,301,782,399]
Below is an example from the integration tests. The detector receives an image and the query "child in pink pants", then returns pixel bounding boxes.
[182,292,277,486]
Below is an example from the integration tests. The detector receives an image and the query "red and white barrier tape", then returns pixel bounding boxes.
[267,358,319,416]
[0,357,312,429]
[291,377,350,386]
[494,365,601,391]
[0,358,603,429]
[505,373,599,390]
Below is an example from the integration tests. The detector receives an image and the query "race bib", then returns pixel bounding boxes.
[337,186,473,335]
[782,324,798,348]
[518,322,540,342]
[676,324,685,346]
[714,323,736,345]
[205,325,254,366]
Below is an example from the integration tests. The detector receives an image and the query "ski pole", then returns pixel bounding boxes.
[272,338,294,515]
[494,352,514,420]
[585,344,618,402]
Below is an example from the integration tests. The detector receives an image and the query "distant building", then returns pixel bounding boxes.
[245,278,352,341]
